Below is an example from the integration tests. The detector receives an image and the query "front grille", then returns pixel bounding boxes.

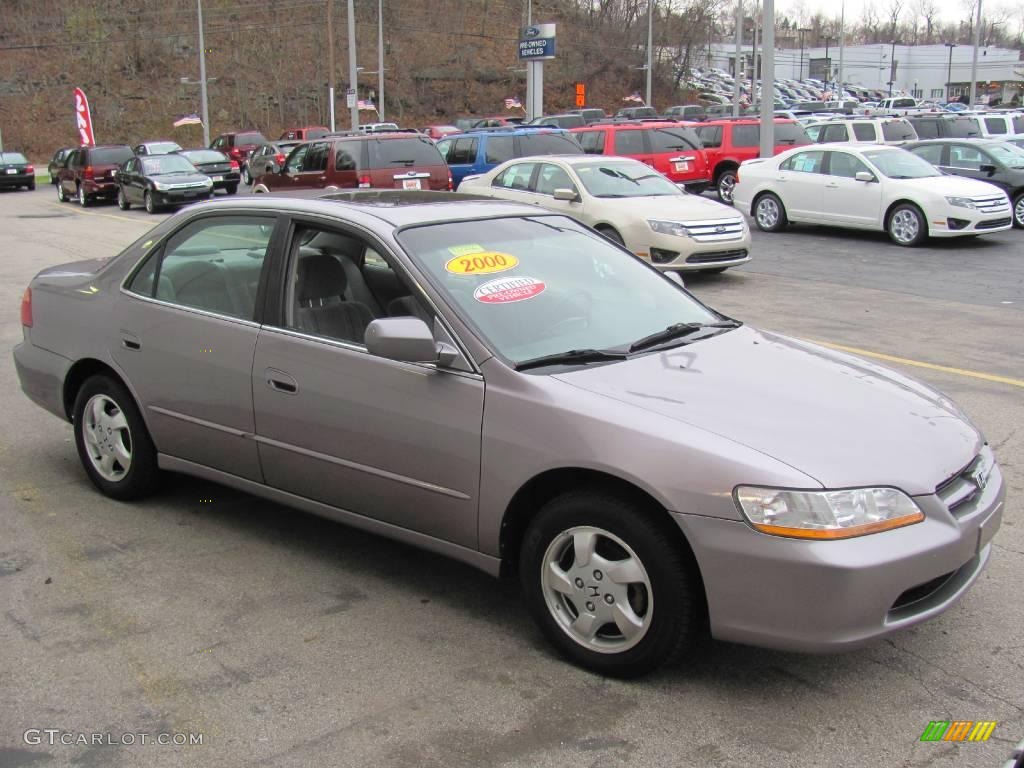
[686,249,748,264]
[936,447,993,518]
[975,217,1010,230]
[678,218,745,243]
[891,570,956,610]
[971,195,1010,215]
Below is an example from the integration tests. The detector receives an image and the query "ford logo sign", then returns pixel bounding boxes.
[524,26,541,38]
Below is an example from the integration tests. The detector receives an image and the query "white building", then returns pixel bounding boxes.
[703,43,1024,104]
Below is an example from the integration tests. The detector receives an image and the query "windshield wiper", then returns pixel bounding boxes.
[514,348,628,371]
[628,320,740,353]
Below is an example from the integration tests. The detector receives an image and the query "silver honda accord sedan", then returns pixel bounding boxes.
[14,191,1004,677]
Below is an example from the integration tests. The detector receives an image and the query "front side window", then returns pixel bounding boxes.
[827,152,871,179]
[948,144,984,170]
[534,164,578,196]
[448,138,479,165]
[397,216,719,366]
[285,144,310,173]
[780,150,825,173]
[128,216,274,322]
[302,142,330,172]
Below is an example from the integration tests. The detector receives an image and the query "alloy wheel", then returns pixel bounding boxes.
[1015,196,1024,228]
[81,394,133,483]
[756,197,780,229]
[718,172,736,203]
[540,525,654,654]
[890,209,919,244]
[78,186,87,206]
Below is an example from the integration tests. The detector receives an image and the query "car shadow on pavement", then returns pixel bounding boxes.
[775,224,1007,249]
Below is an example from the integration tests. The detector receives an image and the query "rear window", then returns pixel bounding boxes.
[235,132,267,145]
[0,152,28,164]
[91,147,134,165]
[517,132,583,155]
[645,127,701,152]
[366,137,444,168]
[180,150,229,164]
[882,120,916,141]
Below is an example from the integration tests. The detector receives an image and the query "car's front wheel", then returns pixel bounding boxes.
[753,192,788,232]
[596,225,625,247]
[117,187,130,210]
[72,375,160,500]
[887,203,926,246]
[241,165,252,185]
[57,182,67,202]
[144,190,158,214]
[519,489,704,678]
[1013,193,1024,229]
[716,169,738,204]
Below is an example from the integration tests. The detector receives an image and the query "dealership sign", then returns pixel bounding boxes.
[519,23,556,60]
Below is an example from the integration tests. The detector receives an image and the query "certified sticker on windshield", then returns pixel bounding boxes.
[445,251,519,276]
[473,276,546,304]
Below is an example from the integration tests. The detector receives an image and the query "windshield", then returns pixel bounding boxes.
[141,155,197,175]
[863,149,941,179]
[180,150,229,164]
[518,132,584,155]
[397,216,718,366]
[575,160,681,198]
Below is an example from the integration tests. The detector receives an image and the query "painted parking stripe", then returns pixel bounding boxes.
[807,339,1024,389]
[50,201,150,225]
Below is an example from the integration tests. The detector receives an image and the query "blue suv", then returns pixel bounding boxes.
[436,127,584,189]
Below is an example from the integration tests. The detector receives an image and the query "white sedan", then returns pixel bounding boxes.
[459,155,752,273]
[733,143,1013,246]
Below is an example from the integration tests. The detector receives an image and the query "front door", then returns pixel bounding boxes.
[820,151,884,228]
[113,213,279,481]
[251,219,484,547]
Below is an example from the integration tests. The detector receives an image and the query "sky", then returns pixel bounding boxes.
[775,0,980,27]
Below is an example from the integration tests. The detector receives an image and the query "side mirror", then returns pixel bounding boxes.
[855,171,875,183]
[365,317,457,367]
[553,187,579,202]
[979,163,997,175]
[664,271,686,288]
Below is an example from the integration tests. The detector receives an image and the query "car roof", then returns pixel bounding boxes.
[180,190,546,228]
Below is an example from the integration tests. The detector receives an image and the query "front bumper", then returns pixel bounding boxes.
[13,337,73,421]
[627,223,753,272]
[673,463,1004,652]
[928,210,1013,237]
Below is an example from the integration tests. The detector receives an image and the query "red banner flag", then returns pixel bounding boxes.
[73,88,96,147]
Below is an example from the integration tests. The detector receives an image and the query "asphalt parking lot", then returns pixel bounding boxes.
[1,185,1022,768]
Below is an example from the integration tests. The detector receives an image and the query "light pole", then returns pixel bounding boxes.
[377,0,385,120]
[944,42,957,101]
[797,28,811,80]
[887,39,897,96]
[196,0,210,146]
[646,0,654,106]
[347,0,358,129]
[969,0,981,107]
[823,35,834,86]
[733,0,743,116]
[759,0,775,157]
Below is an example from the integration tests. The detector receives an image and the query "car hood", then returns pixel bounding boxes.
[552,326,980,494]
[896,174,1005,197]
[603,194,743,221]
[149,172,211,185]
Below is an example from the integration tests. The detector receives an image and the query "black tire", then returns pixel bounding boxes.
[241,165,252,185]
[57,182,67,202]
[701,267,729,274]
[77,185,89,207]
[72,374,160,500]
[519,488,705,678]
[716,168,738,204]
[887,203,927,247]
[144,190,158,214]
[27,182,36,191]
[597,226,625,247]
[117,187,130,210]
[225,183,239,195]
[752,192,788,232]
[1012,192,1024,229]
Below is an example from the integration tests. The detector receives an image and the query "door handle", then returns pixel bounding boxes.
[825,183,839,189]
[265,368,298,394]
[120,331,141,350]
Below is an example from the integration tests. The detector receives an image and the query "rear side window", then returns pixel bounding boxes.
[1014,116,1024,133]
[485,136,514,164]
[695,126,722,148]
[882,120,916,141]
[910,120,938,139]
[821,124,848,142]
[334,144,359,171]
[517,132,582,155]
[447,138,479,165]
[852,123,877,141]
[780,150,825,173]
[948,118,980,138]
[367,137,445,168]
[732,125,759,147]
[984,117,1006,135]
[613,131,645,154]
[575,131,606,154]
[645,127,700,152]
[91,147,134,165]
[774,123,810,146]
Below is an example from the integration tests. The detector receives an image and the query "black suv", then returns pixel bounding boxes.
[905,114,982,140]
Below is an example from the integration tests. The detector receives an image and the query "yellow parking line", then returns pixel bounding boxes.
[50,201,146,225]
[806,338,1024,389]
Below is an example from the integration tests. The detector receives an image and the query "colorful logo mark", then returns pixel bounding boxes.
[920,721,997,742]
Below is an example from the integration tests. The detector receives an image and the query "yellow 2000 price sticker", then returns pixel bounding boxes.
[445,251,519,276]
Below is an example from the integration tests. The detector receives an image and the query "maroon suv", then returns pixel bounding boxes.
[253,133,451,194]
[56,144,134,206]
[210,130,268,178]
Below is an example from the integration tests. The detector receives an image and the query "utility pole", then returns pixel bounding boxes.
[887,39,897,95]
[732,1,742,116]
[646,0,654,106]
[759,0,775,157]
[944,42,957,101]
[837,0,845,96]
[197,0,210,146]
[378,0,384,120]
[823,35,834,87]
[347,0,358,129]
[797,28,811,80]
[327,0,336,131]
[969,0,981,107]
[752,2,760,105]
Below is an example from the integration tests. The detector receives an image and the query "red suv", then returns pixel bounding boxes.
[694,118,811,203]
[210,130,268,179]
[570,121,711,192]
[253,133,451,193]
[56,144,134,206]
[279,126,330,141]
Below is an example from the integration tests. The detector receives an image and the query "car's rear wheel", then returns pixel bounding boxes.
[1013,193,1024,229]
[887,203,926,246]
[77,185,89,207]
[241,165,252,185]
[716,169,738,204]
[596,226,625,247]
[754,192,788,232]
[226,184,239,195]
[57,182,67,202]
[117,187,130,210]
[519,489,704,678]
[72,375,159,500]
[144,190,158,214]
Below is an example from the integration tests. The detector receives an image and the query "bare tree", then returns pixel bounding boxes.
[885,0,904,38]
[914,0,940,42]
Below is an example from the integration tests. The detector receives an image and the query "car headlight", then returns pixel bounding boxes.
[735,486,924,539]
[202,178,214,187]
[153,181,169,191]
[648,219,691,237]
[945,196,976,209]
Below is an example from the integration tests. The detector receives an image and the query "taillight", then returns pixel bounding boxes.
[275,153,286,165]
[230,147,241,158]
[83,166,95,180]
[26,164,34,173]
[358,174,371,189]
[20,287,32,327]
[229,160,240,170]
